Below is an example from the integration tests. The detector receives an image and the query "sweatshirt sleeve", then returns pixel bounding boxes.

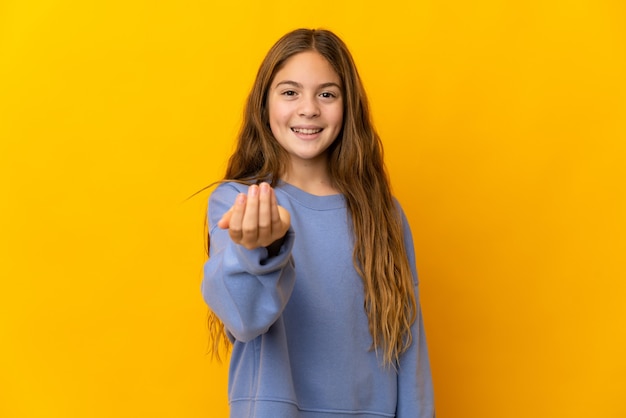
[396,205,436,418]
[201,183,296,343]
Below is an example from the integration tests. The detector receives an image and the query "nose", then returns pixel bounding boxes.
[298,95,320,118]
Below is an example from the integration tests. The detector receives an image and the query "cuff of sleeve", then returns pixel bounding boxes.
[233,228,295,275]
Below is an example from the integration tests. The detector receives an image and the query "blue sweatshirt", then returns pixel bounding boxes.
[202,182,435,418]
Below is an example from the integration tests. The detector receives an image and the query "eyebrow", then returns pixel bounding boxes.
[275,80,342,90]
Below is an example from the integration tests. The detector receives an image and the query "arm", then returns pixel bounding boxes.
[201,183,296,342]
[396,205,436,418]
[396,286,436,417]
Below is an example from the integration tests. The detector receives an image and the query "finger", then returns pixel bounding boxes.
[217,206,234,229]
[277,204,291,233]
[269,187,282,232]
[227,193,246,242]
[257,183,272,241]
[241,185,260,245]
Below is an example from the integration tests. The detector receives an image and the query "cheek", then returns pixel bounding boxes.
[332,106,344,130]
[267,100,279,134]
[268,116,288,143]
[268,100,288,126]
[268,118,280,140]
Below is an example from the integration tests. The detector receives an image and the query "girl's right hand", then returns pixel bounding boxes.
[217,182,291,250]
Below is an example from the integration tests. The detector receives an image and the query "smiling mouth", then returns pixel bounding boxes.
[291,128,322,134]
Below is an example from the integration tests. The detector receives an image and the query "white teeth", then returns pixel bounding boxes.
[292,128,322,134]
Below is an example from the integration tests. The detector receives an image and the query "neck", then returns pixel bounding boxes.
[282,159,338,196]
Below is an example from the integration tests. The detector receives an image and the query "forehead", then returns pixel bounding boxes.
[272,51,341,86]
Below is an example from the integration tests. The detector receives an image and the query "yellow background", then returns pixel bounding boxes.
[1,0,625,417]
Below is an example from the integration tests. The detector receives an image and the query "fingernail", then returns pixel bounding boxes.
[249,185,259,197]
[237,194,246,205]
[260,183,269,194]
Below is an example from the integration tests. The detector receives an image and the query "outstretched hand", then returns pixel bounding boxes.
[218,182,291,250]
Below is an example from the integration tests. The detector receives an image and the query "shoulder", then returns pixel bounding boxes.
[391,197,420,284]
[209,181,249,203]
[206,182,250,225]
[392,196,410,224]
[213,181,249,195]
[392,197,416,247]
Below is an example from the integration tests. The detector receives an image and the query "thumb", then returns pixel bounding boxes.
[277,205,291,231]
[217,207,234,229]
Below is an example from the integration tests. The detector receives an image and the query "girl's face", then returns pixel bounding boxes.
[267,51,344,172]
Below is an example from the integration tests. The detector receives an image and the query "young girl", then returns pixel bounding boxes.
[201,28,435,418]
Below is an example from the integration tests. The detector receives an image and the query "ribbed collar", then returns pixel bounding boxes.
[276,181,346,211]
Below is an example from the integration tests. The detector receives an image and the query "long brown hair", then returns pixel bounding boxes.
[207,28,416,366]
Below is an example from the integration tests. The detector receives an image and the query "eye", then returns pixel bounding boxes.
[320,91,336,99]
[281,90,297,96]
